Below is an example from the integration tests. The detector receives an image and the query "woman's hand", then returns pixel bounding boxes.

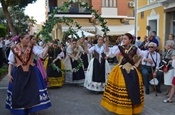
[52,59,57,63]
[7,73,13,83]
[104,56,108,60]
[153,71,157,78]
[168,60,173,65]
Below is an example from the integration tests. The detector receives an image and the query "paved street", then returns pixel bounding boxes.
[0,68,175,115]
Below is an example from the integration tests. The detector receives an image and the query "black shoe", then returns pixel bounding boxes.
[156,89,161,93]
[145,89,150,95]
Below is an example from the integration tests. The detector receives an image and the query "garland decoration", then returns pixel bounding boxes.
[80,2,110,36]
[38,1,110,71]
[37,1,110,42]
[51,59,83,72]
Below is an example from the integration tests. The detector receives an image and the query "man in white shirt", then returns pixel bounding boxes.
[140,42,161,94]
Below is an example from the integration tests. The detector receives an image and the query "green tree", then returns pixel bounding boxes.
[0,24,7,37]
[10,6,30,34]
[0,0,37,36]
[0,7,6,24]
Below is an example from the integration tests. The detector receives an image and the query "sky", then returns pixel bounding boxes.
[24,0,46,24]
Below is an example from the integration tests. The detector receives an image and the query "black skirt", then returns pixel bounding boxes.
[11,66,40,108]
[47,58,62,77]
[81,53,89,69]
[70,58,85,81]
[92,58,105,82]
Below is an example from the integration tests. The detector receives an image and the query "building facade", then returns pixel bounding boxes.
[136,0,175,51]
[46,0,135,40]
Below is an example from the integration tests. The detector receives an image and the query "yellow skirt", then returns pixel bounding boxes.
[101,65,144,115]
[44,58,65,87]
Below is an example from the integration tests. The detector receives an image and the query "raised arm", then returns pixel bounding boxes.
[33,44,49,58]
[107,45,119,58]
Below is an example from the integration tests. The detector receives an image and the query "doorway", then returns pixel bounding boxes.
[149,20,157,34]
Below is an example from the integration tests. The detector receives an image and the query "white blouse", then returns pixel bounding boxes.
[56,51,64,59]
[88,44,107,59]
[8,46,44,65]
[66,45,84,55]
[108,45,144,58]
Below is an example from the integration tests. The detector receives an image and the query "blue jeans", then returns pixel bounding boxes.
[141,65,163,90]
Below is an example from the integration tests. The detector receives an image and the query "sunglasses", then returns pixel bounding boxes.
[148,46,154,48]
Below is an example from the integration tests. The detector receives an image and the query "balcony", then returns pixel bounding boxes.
[47,0,92,17]
[158,0,175,7]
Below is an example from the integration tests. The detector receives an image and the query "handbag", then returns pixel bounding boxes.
[149,78,159,85]
[162,65,168,72]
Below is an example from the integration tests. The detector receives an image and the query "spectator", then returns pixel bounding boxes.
[140,42,161,94]
[139,35,149,50]
[162,40,175,96]
[151,31,160,45]
[135,36,142,47]
[168,34,175,49]
[163,59,175,103]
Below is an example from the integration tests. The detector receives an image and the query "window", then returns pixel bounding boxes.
[141,12,144,19]
[173,12,175,20]
[102,0,117,7]
[149,0,156,4]
[173,12,175,34]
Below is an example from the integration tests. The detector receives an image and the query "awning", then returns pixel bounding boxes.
[95,25,134,36]
[62,26,95,32]
[68,29,95,38]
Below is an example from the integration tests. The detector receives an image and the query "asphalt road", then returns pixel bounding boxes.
[0,83,175,115]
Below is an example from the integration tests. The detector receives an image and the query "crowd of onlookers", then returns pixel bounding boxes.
[134,31,175,103]
[0,35,15,68]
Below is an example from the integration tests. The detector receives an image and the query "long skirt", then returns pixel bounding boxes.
[6,65,51,115]
[84,58,111,91]
[47,59,64,87]
[64,57,85,84]
[101,65,144,115]
[164,69,174,86]
[81,53,89,70]
[36,59,48,86]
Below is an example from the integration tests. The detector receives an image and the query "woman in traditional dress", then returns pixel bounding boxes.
[101,33,144,115]
[6,33,51,115]
[30,35,48,86]
[84,36,111,92]
[64,39,85,84]
[46,40,65,88]
[78,37,89,71]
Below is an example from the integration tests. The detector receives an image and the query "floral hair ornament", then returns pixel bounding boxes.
[13,35,19,42]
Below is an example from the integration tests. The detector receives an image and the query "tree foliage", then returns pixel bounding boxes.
[0,0,37,36]
[10,6,30,33]
[0,24,7,37]
[5,0,37,8]
[0,8,6,24]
